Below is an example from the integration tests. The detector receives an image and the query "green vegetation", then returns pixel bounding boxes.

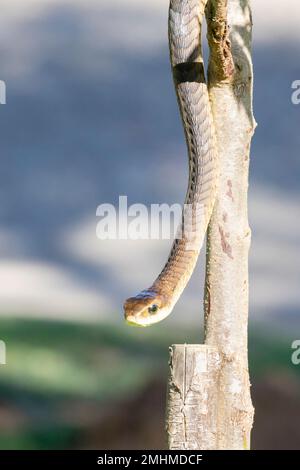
[0,317,298,449]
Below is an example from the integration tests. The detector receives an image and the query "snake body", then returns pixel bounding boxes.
[124,0,218,326]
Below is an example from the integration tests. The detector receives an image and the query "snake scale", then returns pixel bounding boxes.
[124,0,218,326]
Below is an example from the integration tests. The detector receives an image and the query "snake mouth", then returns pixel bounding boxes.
[124,305,171,327]
[125,316,148,328]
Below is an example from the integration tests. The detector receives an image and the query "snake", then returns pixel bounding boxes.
[124,0,218,327]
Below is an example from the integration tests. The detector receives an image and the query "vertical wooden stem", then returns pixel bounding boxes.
[166,0,255,450]
[204,0,255,449]
[166,345,220,450]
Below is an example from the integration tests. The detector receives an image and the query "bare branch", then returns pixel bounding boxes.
[204,0,255,449]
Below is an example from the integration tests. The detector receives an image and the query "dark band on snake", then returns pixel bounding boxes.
[173,62,205,85]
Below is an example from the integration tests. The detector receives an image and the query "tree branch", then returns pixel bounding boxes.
[204,0,255,449]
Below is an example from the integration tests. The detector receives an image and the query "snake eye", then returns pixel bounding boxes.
[148,304,158,314]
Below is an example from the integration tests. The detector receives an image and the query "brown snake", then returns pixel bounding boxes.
[124,0,218,326]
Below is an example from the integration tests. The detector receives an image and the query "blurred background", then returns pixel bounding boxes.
[0,0,299,449]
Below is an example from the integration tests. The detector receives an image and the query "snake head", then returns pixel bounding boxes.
[123,290,169,327]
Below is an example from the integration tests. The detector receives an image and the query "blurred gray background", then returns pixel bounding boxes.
[0,0,299,327]
[0,0,299,450]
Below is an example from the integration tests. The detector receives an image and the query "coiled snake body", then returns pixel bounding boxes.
[124,0,218,326]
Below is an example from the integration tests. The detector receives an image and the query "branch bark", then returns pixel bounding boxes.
[166,344,221,449]
[204,0,255,449]
[205,0,235,83]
